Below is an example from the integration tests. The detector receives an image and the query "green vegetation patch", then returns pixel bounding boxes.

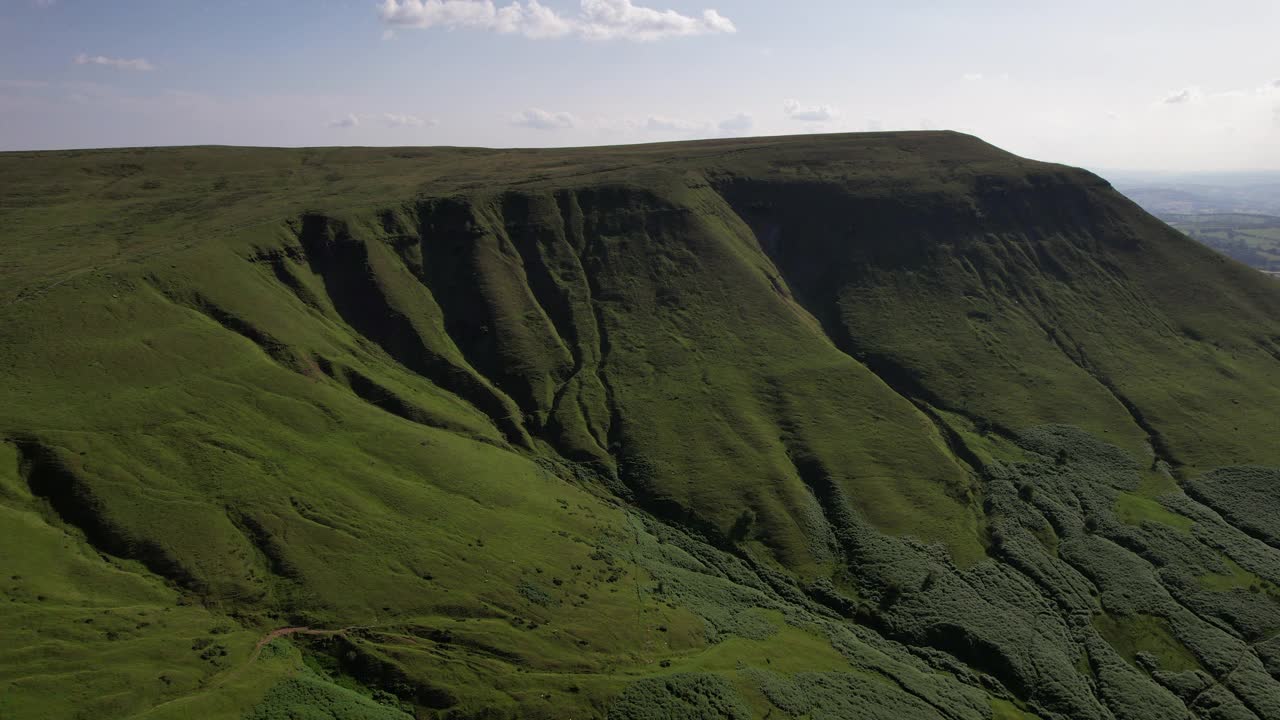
[606,673,751,720]
[990,698,1042,720]
[245,664,411,720]
[1198,555,1279,595]
[1187,466,1280,545]
[1092,613,1201,674]
[1114,493,1193,533]
[748,669,964,720]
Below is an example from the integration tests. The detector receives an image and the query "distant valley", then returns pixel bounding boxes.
[1111,171,1280,274]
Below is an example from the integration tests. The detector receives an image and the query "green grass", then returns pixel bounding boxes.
[1198,555,1280,595]
[1092,613,1202,674]
[1114,492,1194,533]
[991,698,1042,720]
[243,648,412,720]
[4,133,1280,718]
[0,440,265,720]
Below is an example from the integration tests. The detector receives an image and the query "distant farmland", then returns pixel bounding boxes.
[1162,213,1280,273]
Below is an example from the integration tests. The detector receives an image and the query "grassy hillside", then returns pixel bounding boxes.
[4,133,1280,719]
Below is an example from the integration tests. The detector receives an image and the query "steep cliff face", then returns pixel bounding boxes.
[717,167,1280,471]
[4,133,1280,719]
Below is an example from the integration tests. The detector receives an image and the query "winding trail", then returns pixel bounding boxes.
[207,625,366,691]
[247,626,355,664]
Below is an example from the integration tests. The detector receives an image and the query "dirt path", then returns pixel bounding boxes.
[247,626,358,664]
[206,624,363,691]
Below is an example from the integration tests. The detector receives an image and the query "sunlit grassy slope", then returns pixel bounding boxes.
[4,133,1280,719]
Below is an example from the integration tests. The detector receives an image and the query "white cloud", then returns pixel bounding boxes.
[717,112,753,134]
[512,108,576,129]
[328,112,437,128]
[329,114,361,128]
[1157,81,1280,108]
[1159,81,1279,106]
[962,72,983,82]
[377,0,735,41]
[1162,87,1200,105]
[783,99,836,122]
[74,54,155,71]
[645,115,706,132]
[383,112,435,127]
[575,111,751,138]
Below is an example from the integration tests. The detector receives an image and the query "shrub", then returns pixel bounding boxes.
[606,673,750,720]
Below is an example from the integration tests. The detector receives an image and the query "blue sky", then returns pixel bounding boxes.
[1,0,1277,171]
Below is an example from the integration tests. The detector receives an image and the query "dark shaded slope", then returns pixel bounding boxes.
[717,164,1280,473]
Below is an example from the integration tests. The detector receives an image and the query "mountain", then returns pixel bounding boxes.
[4,133,1280,720]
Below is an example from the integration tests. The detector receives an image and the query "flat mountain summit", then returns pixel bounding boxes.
[4,132,1280,719]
